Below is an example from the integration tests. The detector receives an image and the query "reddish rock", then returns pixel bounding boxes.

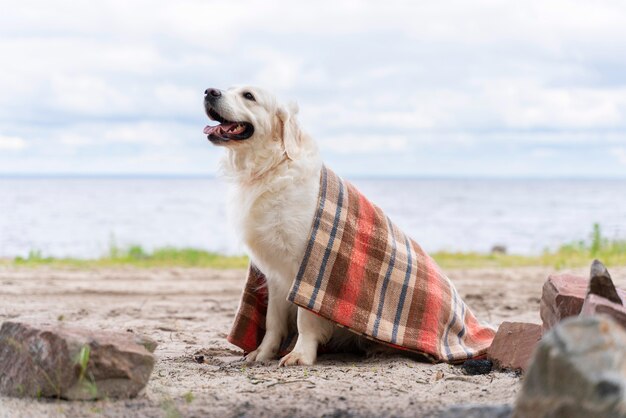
[581,294,626,328]
[487,322,542,372]
[540,274,588,332]
[0,321,156,400]
[541,274,626,332]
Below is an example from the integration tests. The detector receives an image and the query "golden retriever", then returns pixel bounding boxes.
[203,86,361,366]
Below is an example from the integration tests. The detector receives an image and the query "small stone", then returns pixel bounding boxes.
[514,315,626,418]
[461,359,492,375]
[0,321,156,400]
[490,245,507,255]
[487,322,542,373]
[588,259,622,305]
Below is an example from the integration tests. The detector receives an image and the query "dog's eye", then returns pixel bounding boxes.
[243,92,256,101]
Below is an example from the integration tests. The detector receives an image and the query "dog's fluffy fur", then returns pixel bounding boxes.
[204,86,369,365]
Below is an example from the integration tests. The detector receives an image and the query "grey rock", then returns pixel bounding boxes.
[514,315,626,418]
[0,321,156,400]
[435,404,512,418]
[589,259,622,305]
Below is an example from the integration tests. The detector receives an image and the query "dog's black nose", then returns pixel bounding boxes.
[204,88,222,100]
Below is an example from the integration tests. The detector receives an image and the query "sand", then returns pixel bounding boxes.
[1,265,624,418]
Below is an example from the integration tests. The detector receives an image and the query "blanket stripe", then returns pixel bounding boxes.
[228,165,495,362]
[227,265,267,354]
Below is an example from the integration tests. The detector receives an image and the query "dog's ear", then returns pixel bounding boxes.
[276,102,301,160]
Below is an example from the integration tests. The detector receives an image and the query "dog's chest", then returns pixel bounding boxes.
[231,176,319,279]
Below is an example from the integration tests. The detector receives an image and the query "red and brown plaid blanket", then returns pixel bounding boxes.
[228,165,496,362]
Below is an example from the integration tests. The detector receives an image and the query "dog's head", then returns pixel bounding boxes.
[203,86,303,161]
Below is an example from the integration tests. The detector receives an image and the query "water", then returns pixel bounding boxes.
[0,176,625,258]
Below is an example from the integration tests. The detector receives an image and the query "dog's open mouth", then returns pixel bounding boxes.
[204,108,254,143]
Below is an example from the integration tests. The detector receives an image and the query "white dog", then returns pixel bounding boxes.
[204,86,349,366]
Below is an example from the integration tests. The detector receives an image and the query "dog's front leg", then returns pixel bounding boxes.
[279,307,333,366]
[245,279,291,362]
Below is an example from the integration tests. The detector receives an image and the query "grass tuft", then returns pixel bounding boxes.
[433,223,626,269]
[10,245,249,269]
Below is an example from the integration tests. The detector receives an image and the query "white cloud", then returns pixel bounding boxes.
[50,121,197,146]
[101,122,185,145]
[611,147,626,165]
[252,49,303,91]
[0,135,27,150]
[319,134,409,154]
[49,75,134,115]
[58,134,92,147]
[530,148,557,159]
[481,80,626,129]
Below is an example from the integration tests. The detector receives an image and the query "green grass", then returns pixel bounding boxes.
[434,223,626,269]
[3,224,625,270]
[7,245,249,269]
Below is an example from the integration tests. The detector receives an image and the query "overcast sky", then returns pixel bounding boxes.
[1,0,626,177]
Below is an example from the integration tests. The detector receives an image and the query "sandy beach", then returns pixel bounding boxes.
[1,265,625,417]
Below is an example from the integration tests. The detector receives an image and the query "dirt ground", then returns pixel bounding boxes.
[1,265,624,418]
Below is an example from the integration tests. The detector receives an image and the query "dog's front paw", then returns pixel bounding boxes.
[244,347,276,363]
[278,350,315,367]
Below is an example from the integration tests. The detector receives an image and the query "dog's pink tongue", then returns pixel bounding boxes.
[204,123,240,136]
[204,125,219,135]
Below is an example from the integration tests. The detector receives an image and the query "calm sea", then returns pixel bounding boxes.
[0,176,624,258]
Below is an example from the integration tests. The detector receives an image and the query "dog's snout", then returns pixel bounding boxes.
[204,88,222,101]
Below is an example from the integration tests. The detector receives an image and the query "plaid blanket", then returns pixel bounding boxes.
[228,166,496,362]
